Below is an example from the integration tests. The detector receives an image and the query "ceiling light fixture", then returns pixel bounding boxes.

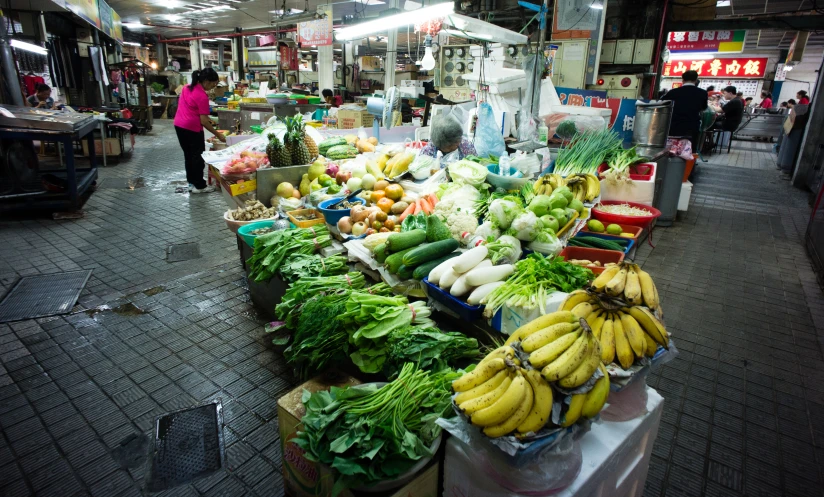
[123,22,149,29]
[202,38,218,41]
[420,34,436,70]
[123,41,142,46]
[716,0,730,6]
[215,37,231,41]
[202,49,212,53]
[10,39,48,54]
[335,2,453,41]
[590,0,604,9]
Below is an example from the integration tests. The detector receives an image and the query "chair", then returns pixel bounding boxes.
[697,109,717,161]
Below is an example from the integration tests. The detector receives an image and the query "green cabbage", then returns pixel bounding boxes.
[448,160,489,187]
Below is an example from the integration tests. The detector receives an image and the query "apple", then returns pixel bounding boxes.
[336,170,352,185]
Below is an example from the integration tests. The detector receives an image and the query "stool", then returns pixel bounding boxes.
[712,130,732,154]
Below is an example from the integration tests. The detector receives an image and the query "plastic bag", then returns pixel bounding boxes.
[509,151,541,177]
[523,53,543,122]
[474,102,506,159]
[437,416,582,495]
[518,107,539,143]
[271,195,303,215]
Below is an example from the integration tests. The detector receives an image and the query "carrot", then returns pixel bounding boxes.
[412,200,422,215]
[428,193,439,206]
[419,197,433,215]
[398,202,416,221]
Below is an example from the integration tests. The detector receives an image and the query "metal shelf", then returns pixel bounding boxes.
[247,46,279,52]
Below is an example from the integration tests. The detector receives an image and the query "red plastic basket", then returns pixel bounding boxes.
[580,223,644,239]
[597,162,655,181]
[591,201,661,229]
[558,247,624,274]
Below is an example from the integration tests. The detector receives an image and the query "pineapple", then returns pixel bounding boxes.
[287,116,311,165]
[267,135,291,168]
[304,134,318,162]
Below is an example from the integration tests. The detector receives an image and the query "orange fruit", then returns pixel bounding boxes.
[376,197,395,214]
[374,180,390,191]
[370,190,386,204]
[385,184,404,201]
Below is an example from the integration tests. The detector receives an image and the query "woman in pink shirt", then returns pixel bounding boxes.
[174,68,225,193]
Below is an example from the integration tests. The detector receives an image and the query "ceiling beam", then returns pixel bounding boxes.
[667,15,824,31]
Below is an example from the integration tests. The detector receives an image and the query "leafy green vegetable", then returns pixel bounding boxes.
[275,273,366,329]
[556,120,578,140]
[339,293,435,373]
[284,292,351,379]
[553,128,623,176]
[383,326,479,379]
[481,253,594,318]
[247,226,332,282]
[294,365,460,496]
[279,254,349,283]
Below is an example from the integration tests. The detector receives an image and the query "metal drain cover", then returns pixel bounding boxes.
[0,270,92,323]
[166,242,201,262]
[146,403,225,492]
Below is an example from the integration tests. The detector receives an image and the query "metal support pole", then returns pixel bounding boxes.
[0,10,25,106]
[385,0,399,90]
[91,30,108,168]
[529,0,550,119]
[217,42,225,69]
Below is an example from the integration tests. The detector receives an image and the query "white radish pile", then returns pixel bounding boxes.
[428,245,515,302]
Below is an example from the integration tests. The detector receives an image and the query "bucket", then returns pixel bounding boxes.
[632,101,673,149]
[683,153,697,182]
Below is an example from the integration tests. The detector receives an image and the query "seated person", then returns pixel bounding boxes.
[419,114,476,163]
[27,84,55,109]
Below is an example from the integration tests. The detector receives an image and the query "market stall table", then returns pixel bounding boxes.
[0,105,98,211]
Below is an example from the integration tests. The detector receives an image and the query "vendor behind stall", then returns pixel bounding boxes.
[174,68,225,194]
[27,84,54,109]
[420,113,476,164]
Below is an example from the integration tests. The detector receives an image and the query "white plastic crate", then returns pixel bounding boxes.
[443,387,664,497]
[678,181,692,211]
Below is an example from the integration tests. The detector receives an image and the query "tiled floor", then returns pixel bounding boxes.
[0,128,822,496]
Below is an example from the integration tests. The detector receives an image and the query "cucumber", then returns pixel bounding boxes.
[569,237,624,251]
[578,235,629,247]
[402,238,459,267]
[413,252,460,280]
[386,229,426,252]
[374,243,389,263]
[385,247,417,273]
[397,264,414,280]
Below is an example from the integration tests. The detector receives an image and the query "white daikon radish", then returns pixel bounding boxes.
[439,267,460,290]
[465,264,515,287]
[451,246,489,274]
[429,256,461,285]
[450,273,474,297]
[467,281,506,305]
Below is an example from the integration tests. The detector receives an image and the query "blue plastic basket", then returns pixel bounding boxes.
[318,197,366,227]
[237,220,277,247]
[423,277,484,321]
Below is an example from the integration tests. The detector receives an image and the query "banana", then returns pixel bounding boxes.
[626,307,669,348]
[505,310,577,345]
[571,302,594,320]
[517,370,553,434]
[643,331,658,357]
[605,265,628,297]
[636,266,659,308]
[613,315,634,369]
[454,369,510,405]
[619,311,646,358]
[541,331,590,382]
[528,329,581,369]
[599,314,615,364]
[470,373,527,427]
[483,373,534,438]
[521,322,580,353]
[588,310,607,340]
[452,358,508,392]
[459,375,514,415]
[584,173,601,201]
[557,336,601,388]
[560,393,586,427]
[559,290,592,312]
[623,266,643,305]
[479,345,517,366]
[591,265,620,292]
[581,363,610,418]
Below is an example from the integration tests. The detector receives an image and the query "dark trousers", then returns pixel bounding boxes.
[175,126,207,189]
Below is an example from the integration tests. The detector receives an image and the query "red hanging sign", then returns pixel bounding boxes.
[279,46,299,71]
[662,57,768,79]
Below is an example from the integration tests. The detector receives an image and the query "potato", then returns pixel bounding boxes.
[390,201,409,215]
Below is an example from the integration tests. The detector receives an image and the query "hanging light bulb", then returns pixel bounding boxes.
[420,34,436,71]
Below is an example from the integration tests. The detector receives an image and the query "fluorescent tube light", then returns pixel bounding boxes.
[123,41,142,46]
[202,38,218,41]
[335,2,453,41]
[11,40,47,54]
[717,0,730,6]
[215,37,231,41]
[123,22,149,29]
[590,0,604,9]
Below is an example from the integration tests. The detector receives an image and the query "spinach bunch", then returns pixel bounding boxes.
[383,326,480,379]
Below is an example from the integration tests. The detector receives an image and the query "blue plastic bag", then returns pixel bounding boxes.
[474,102,506,159]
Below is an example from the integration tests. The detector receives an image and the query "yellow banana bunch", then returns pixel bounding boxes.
[565,175,588,202]
[559,363,610,426]
[532,175,555,196]
[583,173,601,202]
[590,262,661,308]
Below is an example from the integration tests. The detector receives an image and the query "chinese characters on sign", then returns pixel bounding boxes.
[662,57,767,79]
[666,30,746,53]
[297,16,333,46]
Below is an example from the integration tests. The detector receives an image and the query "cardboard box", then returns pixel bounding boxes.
[336,108,374,130]
[81,137,121,157]
[278,373,440,497]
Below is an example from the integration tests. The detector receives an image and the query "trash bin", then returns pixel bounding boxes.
[654,156,686,227]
